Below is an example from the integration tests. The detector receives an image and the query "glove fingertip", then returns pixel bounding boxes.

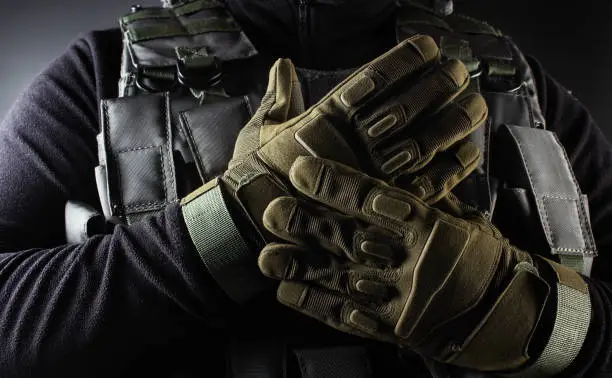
[289,156,325,196]
[277,281,310,307]
[263,196,297,233]
[258,244,294,280]
[404,34,440,63]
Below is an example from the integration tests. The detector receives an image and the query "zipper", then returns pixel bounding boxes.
[298,0,312,66]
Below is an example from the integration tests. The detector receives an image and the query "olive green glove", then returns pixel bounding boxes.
[218,34,487,242]
[181,34,488,302]
[258,156,591,373]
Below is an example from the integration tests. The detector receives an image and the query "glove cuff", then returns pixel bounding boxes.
[448,261,551,371]
[180,178,271,303]
[505,257,591,378]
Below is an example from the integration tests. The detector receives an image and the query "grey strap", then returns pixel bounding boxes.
[515,283,591,378]
[503,125,597,276]
[181,179,270,303]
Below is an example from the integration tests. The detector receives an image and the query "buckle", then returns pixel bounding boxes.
[177,55,223,90]
[135,65,179,93]
[133,56,223,93]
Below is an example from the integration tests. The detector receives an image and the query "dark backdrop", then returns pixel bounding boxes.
[1,0,611,140]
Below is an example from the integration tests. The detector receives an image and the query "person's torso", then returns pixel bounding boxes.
[77,1,598,376]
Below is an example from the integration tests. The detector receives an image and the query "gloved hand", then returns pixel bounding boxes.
[180,34,488,302]
[257,156,591,373]
[215,34,487,244]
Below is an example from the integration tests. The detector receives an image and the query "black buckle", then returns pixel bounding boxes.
[134,57,223,93]
[135,65,179,93]
[177,56,223,90]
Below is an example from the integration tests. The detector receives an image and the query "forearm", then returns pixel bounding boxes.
[0,204,232,378]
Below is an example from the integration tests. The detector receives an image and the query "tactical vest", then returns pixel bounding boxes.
[64,0,598,377]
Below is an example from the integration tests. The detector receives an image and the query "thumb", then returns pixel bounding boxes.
[230,59,305,165]
[259,58,305,127]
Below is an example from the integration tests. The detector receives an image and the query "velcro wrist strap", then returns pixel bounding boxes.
[449,263,551,371]
[181,178,270,303]
[509,258,591,377]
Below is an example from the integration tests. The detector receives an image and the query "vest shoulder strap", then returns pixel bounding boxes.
[396,2,597,278]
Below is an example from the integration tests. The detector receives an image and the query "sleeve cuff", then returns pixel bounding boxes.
[180,178,271,303]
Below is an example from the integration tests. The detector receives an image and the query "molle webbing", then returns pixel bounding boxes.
[123,1,236,43]
[396,4,510,79]
[96,0,260,223]
[118,0,257,96]
[97,89,257,224]
[396,2,525,217]
[87,2,601,378]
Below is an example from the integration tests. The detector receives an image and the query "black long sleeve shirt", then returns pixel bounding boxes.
[1,4,612,377]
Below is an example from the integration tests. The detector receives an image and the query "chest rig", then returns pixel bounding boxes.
[66,0,598,376]
[89,0,598,274]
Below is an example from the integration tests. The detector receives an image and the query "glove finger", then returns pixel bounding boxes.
[356,60,470,173]
[263,196,399,265]
[397,140,481,205]
[321,34,440,112]
[288,156,417,230]
[277,281,395,342]
[372,93,487,176]
[267,59,306,124]
[259,243,392,300]
[231,58,306,162]
[258,59,307,144]
[262,59,305,124]
[259,243,344,286]
[269,35,439,173]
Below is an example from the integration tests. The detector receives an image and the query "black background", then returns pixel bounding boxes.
[1,0,610,140]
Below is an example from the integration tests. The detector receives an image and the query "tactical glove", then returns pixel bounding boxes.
[181,35,488,302]
[258,156,591,374]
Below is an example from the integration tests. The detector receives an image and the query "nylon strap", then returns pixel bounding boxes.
[118,0,257,96]
[519,284,590,377]
[181,179,271,303]
[506,258,591,378]
[502,125,597,276]
[173,0,223,16]
[122,8,172,23]
[125,17,240,43]
[439,36,480,74]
